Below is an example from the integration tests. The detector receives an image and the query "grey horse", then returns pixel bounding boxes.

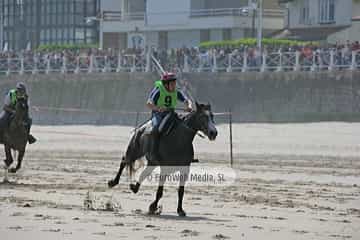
[108,102,218,216]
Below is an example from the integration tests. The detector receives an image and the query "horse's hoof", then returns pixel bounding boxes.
[2,179,10,184]
[177,209,186,217]
[130,183,139,194]
[108,180,117,188]
[148,203,158,215]
[9,168,17,173]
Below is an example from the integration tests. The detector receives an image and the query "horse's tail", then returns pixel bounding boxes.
[124,128,145,177]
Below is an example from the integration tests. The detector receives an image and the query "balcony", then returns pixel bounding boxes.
[278,0,294,3]
[103,8,284,22]
[190,8,252,18]
[102,8,283,33]
[103,11,145,22]
[190,8,284,18]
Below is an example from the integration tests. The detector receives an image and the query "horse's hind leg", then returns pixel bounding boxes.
[4,145,13,167]
[108,157,127,188]
[130,165,156,194]
[10,150,25,173]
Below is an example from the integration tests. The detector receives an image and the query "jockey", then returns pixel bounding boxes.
[146,72,193,162]
[0,82,37,144]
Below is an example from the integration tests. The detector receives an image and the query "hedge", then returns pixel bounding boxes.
[199,38,318,49]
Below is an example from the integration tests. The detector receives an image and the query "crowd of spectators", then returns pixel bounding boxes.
[0,40,359,74]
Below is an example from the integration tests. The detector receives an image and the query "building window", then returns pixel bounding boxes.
[319,0,335,23]
[299,0,310,24]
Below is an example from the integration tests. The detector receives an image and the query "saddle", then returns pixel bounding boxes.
[142,111,179,136]
[159,111,179,136]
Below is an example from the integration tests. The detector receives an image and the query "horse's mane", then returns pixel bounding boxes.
[180,111,196,124]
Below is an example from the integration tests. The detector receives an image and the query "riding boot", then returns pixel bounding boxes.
[28,134,37,144]
[149,130,160,165]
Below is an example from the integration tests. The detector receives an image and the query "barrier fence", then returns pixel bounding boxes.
[31,105,234,167]
[1,49,359,75]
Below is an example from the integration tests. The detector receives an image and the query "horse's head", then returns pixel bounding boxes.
[192,102,218,141]
[14,96,28,120]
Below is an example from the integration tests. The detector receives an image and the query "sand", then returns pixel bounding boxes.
[0,122,359,239]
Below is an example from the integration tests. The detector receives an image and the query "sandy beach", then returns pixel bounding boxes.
[0,122,359,239]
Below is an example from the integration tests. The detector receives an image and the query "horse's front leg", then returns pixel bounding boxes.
[148,169,166,215]
[3,145,13,182]
[4,145,13,167]
[130,165,156,194]
[10,150,25,173]
[177,167,189,217]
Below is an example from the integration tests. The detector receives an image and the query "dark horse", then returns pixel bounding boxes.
[0,97,29,175]
[108,102,218,216]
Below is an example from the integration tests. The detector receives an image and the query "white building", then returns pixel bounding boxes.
[100,0,284,50]
[278,0,353,40]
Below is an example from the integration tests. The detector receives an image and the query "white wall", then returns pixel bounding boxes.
[147,0,191,26]
[129,0,145,12]
[327,21,360,43]
[101,0,122,11]
[336,0,352,25]
[190,0,248,10]
[101,0,283,49]
[231,28,245,39]
[210,29,222,41]
[352,1,360,17]
[167,30,200,49]
[146,32,159,48]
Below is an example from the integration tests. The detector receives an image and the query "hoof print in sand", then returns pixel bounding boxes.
[181,229,199,237]
[8,226,22,231]
[213,234,230,239]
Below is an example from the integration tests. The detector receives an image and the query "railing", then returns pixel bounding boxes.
[183,50,360,73]
[190,8,284,18]
[190,8,251,17]
[0,50,359,75]
[103,8,284,22]
[103,11,145,22]
[103,11,122,21]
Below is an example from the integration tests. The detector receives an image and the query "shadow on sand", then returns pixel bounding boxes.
[0,179,15,185]
[142,213,231,223]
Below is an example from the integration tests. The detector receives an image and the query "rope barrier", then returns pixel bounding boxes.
[31,105,231,116]
[32,106,149,115]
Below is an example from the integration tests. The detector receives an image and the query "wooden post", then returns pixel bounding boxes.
[229,109,233,168]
